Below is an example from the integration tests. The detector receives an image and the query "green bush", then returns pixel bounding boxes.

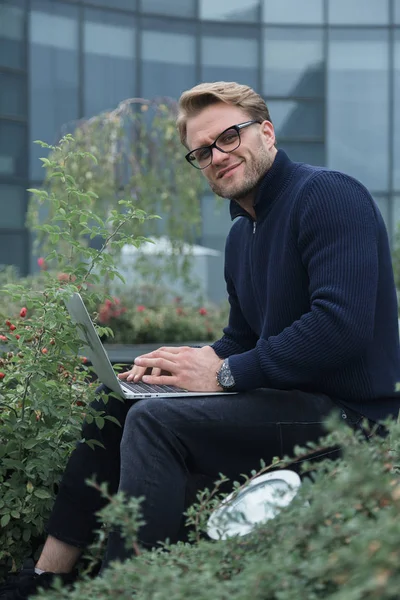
[33,418,400,600]
[0,135,155,578]
[1,283,228,347]
[96,296,229,345]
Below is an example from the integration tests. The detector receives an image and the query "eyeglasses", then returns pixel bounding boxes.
[185,120,261,170]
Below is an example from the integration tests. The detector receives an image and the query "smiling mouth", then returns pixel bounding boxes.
[218,163,242,179]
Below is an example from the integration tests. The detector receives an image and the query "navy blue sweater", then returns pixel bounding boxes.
[212,150,400,422]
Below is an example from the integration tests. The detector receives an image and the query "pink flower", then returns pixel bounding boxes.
[137,305,145,312]
[98,298,127,323]
[98,307,110,323]
[37,257,46,269]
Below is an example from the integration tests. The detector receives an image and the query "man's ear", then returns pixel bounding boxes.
[261,120,276,149]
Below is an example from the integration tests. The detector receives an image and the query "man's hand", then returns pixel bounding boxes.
[118,346,224,392]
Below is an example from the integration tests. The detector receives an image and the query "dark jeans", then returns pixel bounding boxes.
[46,386,348,566]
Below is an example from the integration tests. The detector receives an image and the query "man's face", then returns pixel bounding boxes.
[185,102,276,202]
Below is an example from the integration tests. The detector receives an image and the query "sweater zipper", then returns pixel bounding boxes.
[250,219,263,317]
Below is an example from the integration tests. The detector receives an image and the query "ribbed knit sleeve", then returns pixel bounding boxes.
[228,172,379,391]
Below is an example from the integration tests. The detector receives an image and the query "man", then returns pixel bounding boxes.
[2,81,400,598]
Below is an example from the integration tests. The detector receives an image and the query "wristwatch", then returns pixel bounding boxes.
[216,358,236,391]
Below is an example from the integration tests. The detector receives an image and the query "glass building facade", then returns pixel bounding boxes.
[1,0,400,300]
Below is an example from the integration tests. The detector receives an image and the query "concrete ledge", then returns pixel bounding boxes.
[104,341,210,364]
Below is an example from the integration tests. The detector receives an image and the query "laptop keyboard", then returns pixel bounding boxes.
[121,380,188,394]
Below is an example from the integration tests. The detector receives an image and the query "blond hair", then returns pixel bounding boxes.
[177,81,272,147]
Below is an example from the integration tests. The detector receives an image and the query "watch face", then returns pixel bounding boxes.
[219,362,235,388]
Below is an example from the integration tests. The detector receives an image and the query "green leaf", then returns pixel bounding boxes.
[33,489,52,499]
[104,415,121,427]
[86,439,105,450]
[24,439,38,450]
[22,529,31,542]
[95,416,105,430]
[33,140,51,148]
[1,514,10,528]
[27,188,48,197]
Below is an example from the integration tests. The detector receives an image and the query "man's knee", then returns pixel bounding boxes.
[124,397,167,429]
[121,398,180,449]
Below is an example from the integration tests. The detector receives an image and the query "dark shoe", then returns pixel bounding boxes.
[0,560,77,599]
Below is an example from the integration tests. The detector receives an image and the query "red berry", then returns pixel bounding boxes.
[15,334,20,340]
[199,307,207,316]
[0,373,5,379]
[5,320,11,327]
[9,324,16,331]
[41,348,48,354]
[19,307,27,318]
[0,335,7,342]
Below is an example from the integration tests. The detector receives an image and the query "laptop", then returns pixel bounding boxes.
[64,292,235,399]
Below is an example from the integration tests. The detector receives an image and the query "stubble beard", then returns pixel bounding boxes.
[209,144,274,202]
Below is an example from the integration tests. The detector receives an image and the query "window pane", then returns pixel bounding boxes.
[328,0,389,24]
[200,0,260,22]
[374,196,390,233]
[0,72,26,118]
[262,0,323,24]
[84,8,136,118]
[0,232,26,274]
[394,31,400,190]
[396,0,400,23]
[267,100,323,139]
[263,28,324,98]
[87,0,136,9]
[0,120,26,178]
[394,197,400,238]
[200,231,228,303]
[141,0,196,17]
[278,141,324,166]
[201,195,231,237]
[201,29,258,89]
[0,185,26,228]
[29,0,79,180]
[142,22,196,100]
[327,29,389,191]
[0,3,25,69]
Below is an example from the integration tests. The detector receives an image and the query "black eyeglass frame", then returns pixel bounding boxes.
[185,120,262,170]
